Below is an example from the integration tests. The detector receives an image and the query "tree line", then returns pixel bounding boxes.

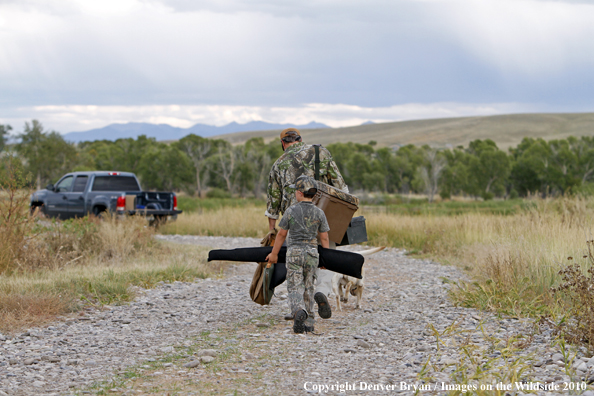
[2,120,594,200]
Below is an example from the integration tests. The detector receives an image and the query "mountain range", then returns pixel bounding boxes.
[63,120,330,143]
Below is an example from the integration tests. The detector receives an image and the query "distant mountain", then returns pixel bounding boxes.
[63,121,330,143]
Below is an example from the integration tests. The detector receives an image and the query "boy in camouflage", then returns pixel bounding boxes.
[266,175,330,333]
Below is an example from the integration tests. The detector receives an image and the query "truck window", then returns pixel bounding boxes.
[92,176,140,192]
[73,176,89,192]
[55,176,73,192]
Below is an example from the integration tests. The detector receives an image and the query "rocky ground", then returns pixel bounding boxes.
[1,235,593,395]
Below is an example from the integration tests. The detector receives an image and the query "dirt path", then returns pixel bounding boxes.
[0,236,591,396]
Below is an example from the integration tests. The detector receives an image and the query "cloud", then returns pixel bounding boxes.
[0,102,541,133]
[444,0,594,75]
[0,0,593,110]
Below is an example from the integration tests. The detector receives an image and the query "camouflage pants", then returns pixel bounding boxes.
[286,246,318,327]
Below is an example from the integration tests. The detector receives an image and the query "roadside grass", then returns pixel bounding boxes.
[0,235,221,333]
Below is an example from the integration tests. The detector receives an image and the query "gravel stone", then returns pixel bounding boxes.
[183,361,200,368]
[356,339,371,348]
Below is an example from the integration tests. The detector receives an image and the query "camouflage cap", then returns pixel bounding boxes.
[289,175,317,194]
[280,128,301,140]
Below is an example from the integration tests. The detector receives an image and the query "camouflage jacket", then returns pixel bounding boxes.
[265,142,348,219]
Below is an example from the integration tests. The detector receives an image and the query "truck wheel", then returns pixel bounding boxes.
[93,207,108,219]
[30,203,45,217]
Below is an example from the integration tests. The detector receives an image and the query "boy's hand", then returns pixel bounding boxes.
[266,253,278,264]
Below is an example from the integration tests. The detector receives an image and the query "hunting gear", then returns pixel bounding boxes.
[265,128,348,227]
[266,176,330,333]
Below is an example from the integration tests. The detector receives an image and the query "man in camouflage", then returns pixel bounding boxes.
[266,176,330,333]
[265,128,348,223]
[265,128,349,320]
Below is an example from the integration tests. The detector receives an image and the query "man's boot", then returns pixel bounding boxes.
[314,292,332,319]
[284,313,294,321]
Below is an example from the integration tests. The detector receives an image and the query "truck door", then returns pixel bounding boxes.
[45,176,73,219]
[68,175,88,217]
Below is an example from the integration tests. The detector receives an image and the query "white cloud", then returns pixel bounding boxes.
[0,102,538,133]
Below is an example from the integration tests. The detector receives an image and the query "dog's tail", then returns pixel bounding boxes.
[355,246,386,257]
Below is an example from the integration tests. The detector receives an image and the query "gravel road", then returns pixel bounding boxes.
[1,235,593,396]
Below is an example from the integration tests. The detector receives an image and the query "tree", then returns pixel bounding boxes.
[418,149,446,203]
[16,120,77,189]
[137,143,193,191]
[211,143,237,194]
[175,134,212,197]
[0,124,11,152]
[440,148,471,199]
[466,139,511,199]
[244,138,272,199]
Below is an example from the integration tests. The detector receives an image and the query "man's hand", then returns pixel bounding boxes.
[266,253,278,264]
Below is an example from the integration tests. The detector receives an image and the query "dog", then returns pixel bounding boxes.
[331,246,384,311]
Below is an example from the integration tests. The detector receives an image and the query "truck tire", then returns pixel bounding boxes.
[30,203,45,217]
[93,206,108,219]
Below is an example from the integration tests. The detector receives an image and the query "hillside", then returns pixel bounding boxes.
[213,112,594,149]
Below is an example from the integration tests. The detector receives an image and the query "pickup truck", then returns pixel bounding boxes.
[30,171,182,222]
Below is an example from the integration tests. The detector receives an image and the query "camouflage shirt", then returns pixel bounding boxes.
[265,142,348,219]
[278,202,330,248]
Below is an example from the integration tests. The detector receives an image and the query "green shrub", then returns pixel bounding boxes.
[206,188,232,199]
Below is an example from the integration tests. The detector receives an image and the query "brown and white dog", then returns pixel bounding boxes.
[331,246,384,311]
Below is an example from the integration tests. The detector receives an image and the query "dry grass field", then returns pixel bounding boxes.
[213,112,594,149]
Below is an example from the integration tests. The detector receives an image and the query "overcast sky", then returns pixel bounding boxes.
[1,0,593,133]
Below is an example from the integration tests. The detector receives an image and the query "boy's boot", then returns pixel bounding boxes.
[314,292,332,319]
[293,309,308,334]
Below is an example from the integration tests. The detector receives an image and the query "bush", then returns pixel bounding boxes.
[0,158,40,274]
[552,250,594,353]
[206,187,232,199]
[481,191,494,201]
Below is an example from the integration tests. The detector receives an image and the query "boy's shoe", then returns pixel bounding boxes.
[284,313,294,321]
[314,292,332,319]
[293,309,308,334]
